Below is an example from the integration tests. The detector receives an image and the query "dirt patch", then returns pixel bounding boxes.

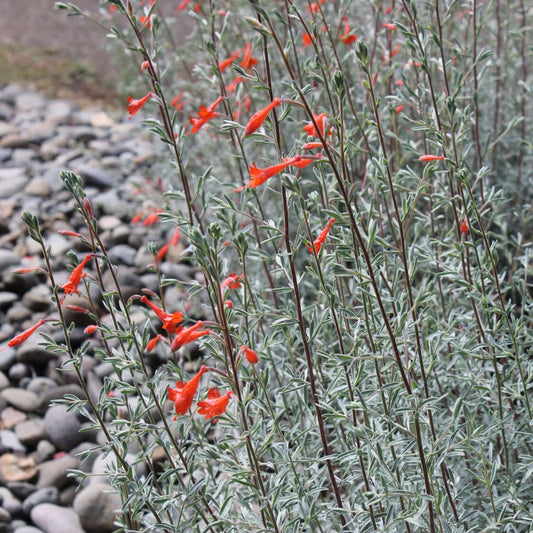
[0,44,119,108]
[0,1,119,107]
[0,1,190,109]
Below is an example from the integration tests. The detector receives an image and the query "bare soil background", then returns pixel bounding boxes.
[0,1,188,107]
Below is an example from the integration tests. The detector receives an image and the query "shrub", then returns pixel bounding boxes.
[10,0,532,530]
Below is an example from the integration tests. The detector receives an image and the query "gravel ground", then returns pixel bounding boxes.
[0,82,200,532]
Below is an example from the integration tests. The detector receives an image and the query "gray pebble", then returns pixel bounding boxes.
[5,482,36,500]
[31,503,85,533]
[15,419,46,448]
[9,363,30,382]
[22,487,59,515]
[21,285,51,312]
[0,349,16,373]
[0,292,18,309]
[33,441,55,464]
[43,405,82,452]
[73,483,120,533]
[0,389,41,413]
[0,249,21,271]
[14,527,45,533]
[36,454,79,490]
[0,507,11,522]
[16,339,55,367]
[0,430,26,453]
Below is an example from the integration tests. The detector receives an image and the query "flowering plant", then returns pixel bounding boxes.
[13,0,533,530]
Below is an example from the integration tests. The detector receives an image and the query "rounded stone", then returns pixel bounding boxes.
[30,503,85,533]
[43,405,83,451]
[73,483,121,533]
[22,486,59,515]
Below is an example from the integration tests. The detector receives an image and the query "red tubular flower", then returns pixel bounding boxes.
[141,60,150,71]
[240,345,258,364]
[302,34,315,48]
[197,388,233,422]
[66,304,90,314]
[303,113,332,138]
[340,17,357,45]
[219,49,241,72]
[58,230,83,238]
[460,217,469,235]
[170,94,185,110]
[240,42,258,70]
[139,15,152,28]
[170,322,211,352]
[61,254,92,296]
[146,334,163,352]
[84,325,98,335]
[390,44,402,58]
[167,366,208,418]
[142,209,162,226]
[308,218,336,253]
[288,155,322,168]
[383,23,398,30]
[158,227,181,262]
[140,296,183,334]
[127,92,153,117]
[419,154,445,162]
[187,96,223,135]
[226,76,246,94]
[1,319,45,351]
[243,97,281,136]
[302,141,323,150]
[221,273,242,291]
[234,156,301,191]
[395,104,406,114]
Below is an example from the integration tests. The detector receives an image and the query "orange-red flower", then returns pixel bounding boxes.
[61,254,92,296]
[197,388,233,422]
[187,96,223,134]
[234,156,301,191]
[340,17,357,45]
[240,42,258,70]
[170,94,185,110]
[0,319,45,352]
[240,345,258,364]
[302,34,315,48]
[140,296,183,334]
[84,325,98,335]
[127,92,153,117]
[395,104,406,114]
[139,15,152,28]
[303,113,332,138]
[302,141,323,150]
[142,209,163,226]
[221,273,242,291]
[460,217,469,235]
[243,97,281,136]
[219,49,242,72]
[158,227,181,262]
[419,154,445,162]
[308,217,336,253]
[170,321,210,351]
[167,366,208,418]
[146,334,163,352]
[288,155,322,168]
[226,76,246,94]
[383,23,398,30]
